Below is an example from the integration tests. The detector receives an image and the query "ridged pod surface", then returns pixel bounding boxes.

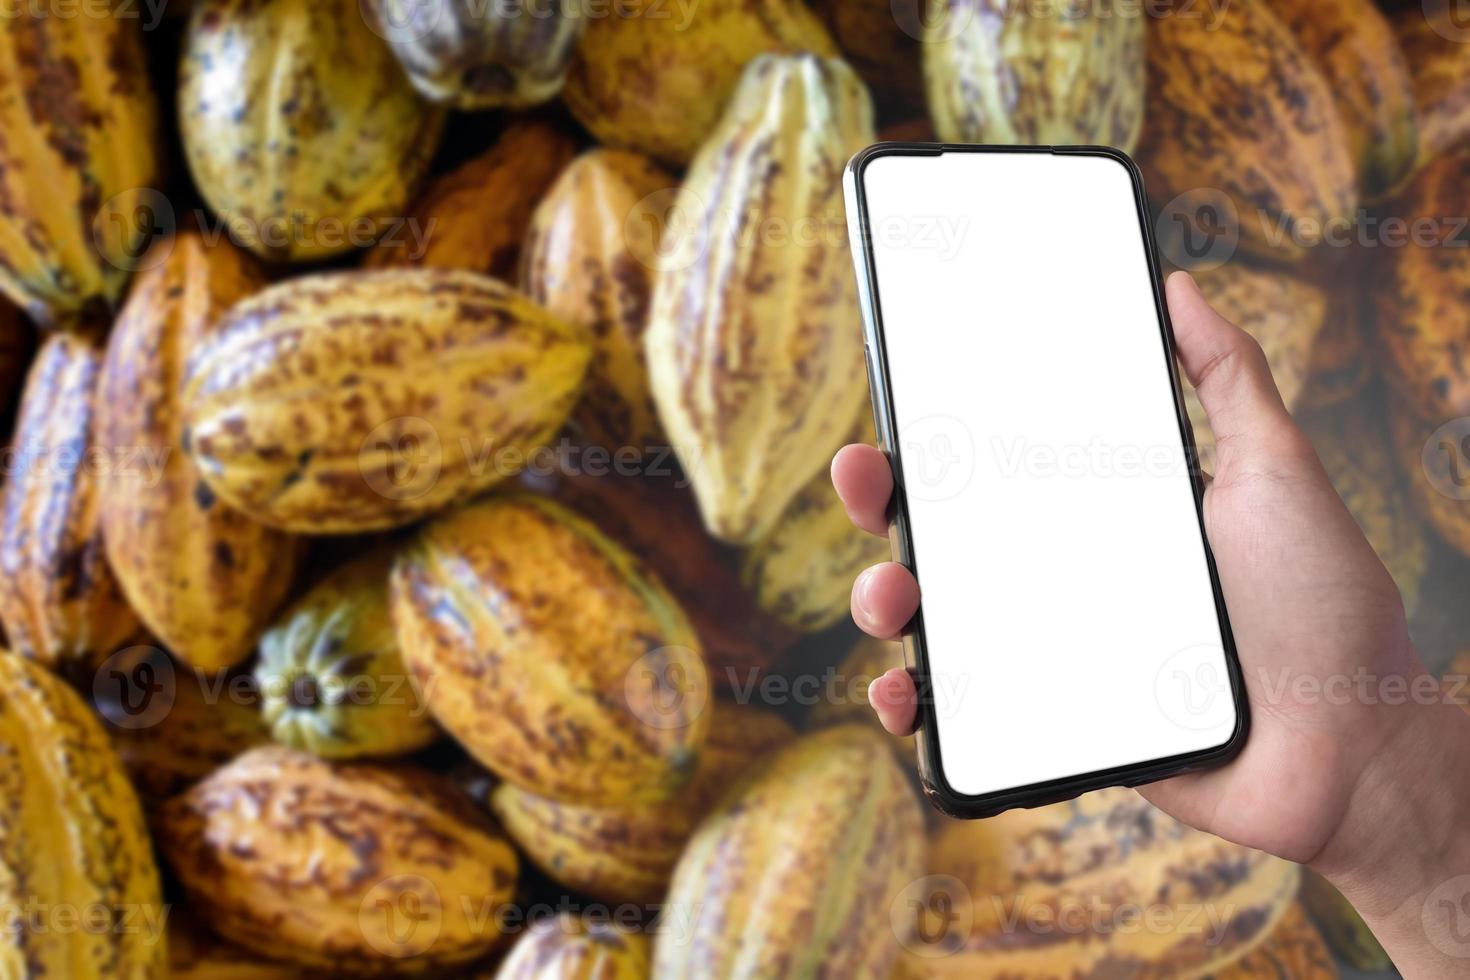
[1301,401,1428,614]
[653,725,925,979]
[0,332,139,669]
[365,119,577,278]
[494,915,650,980]
[98,233,299,673]
[0,5,160,326]
[257,548,439,759]
[1375,148,1470,420]
[158,745,519,974]
[179,0,444,262]
[180,269,591,534]
[924,0,1144,151]
[1182,264,1327,472]
[391,495,711,805]
[364,0,585,109]
[1273,0,1417,199]
[562,0,837,165]
[741,411,889,630]
[1394,2,1470,167]
[902,789,1300,978]
[1137,0,1356,261]
[646,54,875,544]
[490,702,793,905]
[522,149,675,450]
[0,651,167,979]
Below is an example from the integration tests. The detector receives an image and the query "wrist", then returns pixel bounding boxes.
[1313,684,1470,971]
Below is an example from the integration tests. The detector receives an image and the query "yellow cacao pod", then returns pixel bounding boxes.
[1181,264,1327,472]
[0,5,161,326]
[522,148,675,450]
[180,0,445,262]
[1273,0,1417,200]
[811,0,925,117]
[159,745,519,974]
[654,725,925,979]
[924,0,1144,151]
[257,548,438,760]
[495,915,650,980]
[181,268,590,534]
[1390,396,1470,557]
[1137,1,1356,262]
[490,701,793,905]
[562,0,837,165]
[365,118,577,278]
[646,54,875,544]
[1205,904,1336,979]
[392,494,710,805]
[900,789,1300,978]
[1301,401,1428,614]
[100,645,270,810]
[741,410,888,630]
[0,650,168,979]
[0,332,139,670]
[1375,148,1470,421]
[1395,2,1470,167]
[98,233,299,673]
[364,0,585,109]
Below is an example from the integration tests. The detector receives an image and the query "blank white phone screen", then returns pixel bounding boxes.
[857,150,1238,798]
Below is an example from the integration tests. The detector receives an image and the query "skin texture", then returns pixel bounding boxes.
[0,651,166,980]
[522,148,675,451]
[98,233,299,673]
[836,272,1470,978]
[645,54,874,545]
[0,4,160,326]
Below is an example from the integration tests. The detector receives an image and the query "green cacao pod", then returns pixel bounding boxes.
[522,148,676,451]
[490,701,793,905]
[654,725,924,979]
[180,269,591,534]
[562,0,837,165]
[646,54,875,545]
[0,333,139,670]
[924,0,1145,151]
[257,548,438,759]
[99,233,300,673]
[0,5,161,326]
[391,494,711,806]
[365,0,586,109]
[180,0,445,263]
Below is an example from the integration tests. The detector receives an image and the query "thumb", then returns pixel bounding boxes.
[1165,271,1300,468]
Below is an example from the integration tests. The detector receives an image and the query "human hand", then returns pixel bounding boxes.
[832,271,1470,973]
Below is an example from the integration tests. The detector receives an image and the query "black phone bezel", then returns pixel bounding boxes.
[845,141,1250,820]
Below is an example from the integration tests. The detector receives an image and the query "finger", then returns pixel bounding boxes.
[868,668,919,736]
[831,443,893,538]
[851,562,920,639]
[1165,272,1301,466]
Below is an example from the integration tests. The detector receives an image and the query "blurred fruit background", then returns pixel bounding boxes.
[0,0,1463,976]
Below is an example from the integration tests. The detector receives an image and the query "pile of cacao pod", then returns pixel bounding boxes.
[0,0,1460,976]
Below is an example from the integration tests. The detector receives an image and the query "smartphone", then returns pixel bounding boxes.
[843,144,1248,819]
